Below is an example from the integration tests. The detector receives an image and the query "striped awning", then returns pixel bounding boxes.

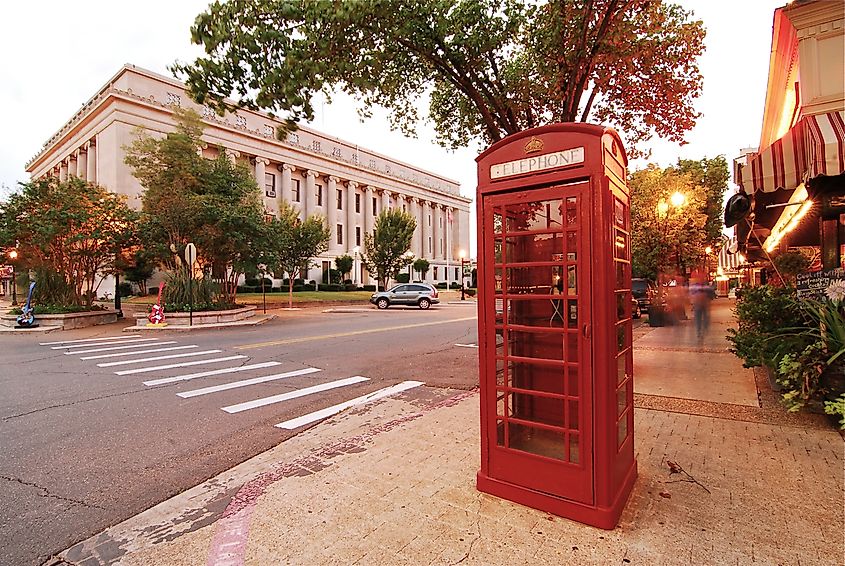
[738,110,845,194]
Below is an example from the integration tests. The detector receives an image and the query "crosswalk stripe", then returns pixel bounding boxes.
[275,380,425,430]
[65,341,176,355]
[115,355,247,376]
[54,338,158,350]
[80,345,196,361]
[40,335,145,346]
[143,362,282,386]
[97,350,223,368]
[177,367,322,399]
[222,376,369,414]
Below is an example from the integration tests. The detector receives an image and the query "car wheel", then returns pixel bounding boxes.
[376,298,389,309]
[418,298,431,310]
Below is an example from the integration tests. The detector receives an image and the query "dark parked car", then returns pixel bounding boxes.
[632,278,657,312]
[370,283,440,310]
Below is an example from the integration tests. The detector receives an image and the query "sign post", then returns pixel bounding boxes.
[185,243,197,326]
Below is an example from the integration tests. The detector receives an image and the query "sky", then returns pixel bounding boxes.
[0,0,786,252]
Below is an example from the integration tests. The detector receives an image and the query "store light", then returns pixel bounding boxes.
[763,184,812,253]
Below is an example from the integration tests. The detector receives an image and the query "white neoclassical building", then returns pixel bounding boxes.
[25,65,472,287]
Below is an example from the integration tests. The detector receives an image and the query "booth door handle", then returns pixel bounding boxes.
[583,324,592,339]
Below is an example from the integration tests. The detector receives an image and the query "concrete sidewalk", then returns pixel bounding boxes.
[59,301,844,565]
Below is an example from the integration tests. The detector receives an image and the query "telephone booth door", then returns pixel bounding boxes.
[481,183,593,503]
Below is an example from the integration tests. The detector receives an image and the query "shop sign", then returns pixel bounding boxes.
[0,266,11,279]
[796,268,845,300]
[490,147,585,180]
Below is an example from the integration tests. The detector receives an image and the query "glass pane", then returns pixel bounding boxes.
[512,392,565,428]
[616,323,628,353]
[616,383,628,417]
[495,328,505,357]
[505,200,564,232]
[496,357,508,386]
[567,231,577,257]
[567,332,579,363]
[508,422,566,460]
[493,210,503,235]
[507,329,564,361]
[616,292,626,321]
[569,434,580,464]
[568,364,580,397]
[497,392,506,417]
[506,265,560,295]
[614,229,628,260]
[617,353,627,386]
[617,416,629,448]
[616,262,625,288]
[566,265,577,296]
[614,198,626,228]
[566,300,579,328]
[508,360,565,395]
[497,420,505,447]
[493,267,503,293]
[503,233,565,265]
[503,298,569,328]
[565,197,577,226]
[493,240,503,265]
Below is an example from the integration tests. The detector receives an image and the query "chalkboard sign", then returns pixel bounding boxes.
[796,268,845,300]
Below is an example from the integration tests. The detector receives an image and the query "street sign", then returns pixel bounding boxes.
[185,243,197,266]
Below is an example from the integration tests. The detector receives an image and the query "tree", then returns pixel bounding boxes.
[335,254,354,282]
[629,164,708,283]
[175,0,705,156]
[264,203,331,308]
[123,249,156,296]
[413,258,431,281]
[124,108,267,305]
[0,177,137,307]
[671,156,729,246]
[362,209,417,291]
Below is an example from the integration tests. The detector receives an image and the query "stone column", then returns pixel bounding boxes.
[432,203,442,261]
[327,176,339,252]
[280,164,294,208]
[451,207,461,260]
[420,200,431,261]
[67,155,77,178]
[381,189,391,214]
[86,140,97,183]
[410,198,422,258]
[76,149,87,181]
[364,185,375,238]
[346,181,358,254]
[225,148,240,165]
[304,170,318,221]
[59,162,68,182]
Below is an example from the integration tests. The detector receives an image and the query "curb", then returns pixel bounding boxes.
[122,314,276,332]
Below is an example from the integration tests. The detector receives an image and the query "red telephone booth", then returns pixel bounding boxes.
[475,123,637,529]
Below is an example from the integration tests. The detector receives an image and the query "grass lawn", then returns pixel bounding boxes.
[124,291,373,305]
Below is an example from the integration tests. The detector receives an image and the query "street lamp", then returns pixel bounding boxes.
[353,246,360,286]
[459,249,467,300]
[704,246,713,280]
[8,249,18,306]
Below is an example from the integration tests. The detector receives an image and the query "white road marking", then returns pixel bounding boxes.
[54,338,158,350]
[40,335,145,346]
[143,362,282,386]
[222,376,370,414]
[454,343,478,348]
[80,345,197,360]
[275,380,425,429]
[97,350,223,368]
[177,367,322,398]
[65,341,176,355]
[114,355,247,376]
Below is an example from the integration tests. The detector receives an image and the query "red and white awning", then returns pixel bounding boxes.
[738,110,845,194]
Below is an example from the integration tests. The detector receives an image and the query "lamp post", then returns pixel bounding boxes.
[459,249,467,300]
[653,192,687,326]
[353,246,360,286]
[704,246,713,280]
[8,250,18,306]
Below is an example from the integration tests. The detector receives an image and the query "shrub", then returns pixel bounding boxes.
[321,284,342,291]
[450,282,461,289]
[464,288,477,297]
[362,285,376,291]
[117,282,133,298]
[436,282,448,289]
[343,284,358,291]
[396,273,410,283]
[163,269,217,307]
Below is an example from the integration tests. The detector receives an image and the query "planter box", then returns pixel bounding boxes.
[133,305,256,326]
[764,364,783,392]
[0,309,119,330]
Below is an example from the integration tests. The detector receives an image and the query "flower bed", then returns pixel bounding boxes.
[133,305,256,326]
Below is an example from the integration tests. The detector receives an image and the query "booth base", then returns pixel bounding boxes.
[476,461,637,530]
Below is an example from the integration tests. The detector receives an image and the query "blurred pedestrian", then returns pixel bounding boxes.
[689,278,714,340]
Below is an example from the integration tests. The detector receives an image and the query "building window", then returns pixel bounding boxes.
[428,215,431,226]
[288,133,299,144]
[312,140,321,152]
[331,147,342,158]
[316,184,323,206]
[429,237,432,254]
[434,266,439,279]
[356,226,361,246]
[403,203,407,212]
[293,179,301,202]
[264,172,276,198]
[355,194,361,213]
[264,124,274,137]
[455,267,459,280]
[369,158,377,168]
[372,197,377,216]
[337,225,343,245]
[264,214,275,223]
[166,92,181,106]
[337,189,343,210]
[235,115,247,129]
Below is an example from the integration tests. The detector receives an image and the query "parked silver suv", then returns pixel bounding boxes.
[370,283,440,310]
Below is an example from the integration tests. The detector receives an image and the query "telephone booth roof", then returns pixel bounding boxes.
[476,123,628,193]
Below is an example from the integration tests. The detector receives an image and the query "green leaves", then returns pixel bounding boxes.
[361,208,416,290]
[173,0,705,155]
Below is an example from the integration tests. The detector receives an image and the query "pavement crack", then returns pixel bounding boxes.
[0,475,104,510]
[2,387,148,421]
[451,501,482,565]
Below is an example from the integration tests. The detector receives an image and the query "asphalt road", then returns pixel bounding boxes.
[0,302,479,566]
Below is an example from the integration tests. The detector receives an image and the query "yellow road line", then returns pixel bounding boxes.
[235,316,477,350]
